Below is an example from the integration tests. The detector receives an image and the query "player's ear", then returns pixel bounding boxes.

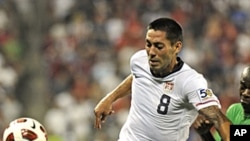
[174,41,182,54]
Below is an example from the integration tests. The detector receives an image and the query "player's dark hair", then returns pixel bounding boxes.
[147,18,183,46]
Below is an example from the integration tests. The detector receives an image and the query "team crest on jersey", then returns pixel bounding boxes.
[164,81,174,94]
[197,88,214,100]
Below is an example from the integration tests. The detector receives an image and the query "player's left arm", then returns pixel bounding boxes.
[192,114,215,141]
[199,105,231,141]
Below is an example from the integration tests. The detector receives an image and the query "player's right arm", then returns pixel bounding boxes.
[94,74,133,129]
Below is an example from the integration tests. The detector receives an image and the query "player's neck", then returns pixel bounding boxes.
[152,58,179,77]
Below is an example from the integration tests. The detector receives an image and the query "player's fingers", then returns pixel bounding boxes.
[193,120,201,129]
[95,117,100,129]
[94,109,114,129]
[109,110,115,115]
[101,113,108,122]
[94,112,102,129]
[204,119,211,124]
[100,110,114,120]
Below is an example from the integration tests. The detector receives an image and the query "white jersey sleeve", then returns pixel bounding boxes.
[183,72,221,110]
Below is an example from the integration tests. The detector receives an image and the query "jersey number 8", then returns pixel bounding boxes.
[157,94,171,115]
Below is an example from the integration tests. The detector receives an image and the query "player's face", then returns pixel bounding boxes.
[145,29,181,76]
[240,74,250,114]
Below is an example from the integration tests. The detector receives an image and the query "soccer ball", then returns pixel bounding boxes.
[2,117,48,141]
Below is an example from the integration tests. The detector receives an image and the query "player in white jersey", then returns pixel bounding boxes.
[94,17,231,141]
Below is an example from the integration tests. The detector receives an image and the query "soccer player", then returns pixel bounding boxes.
[193,65,250,141]
[94,17,231,141]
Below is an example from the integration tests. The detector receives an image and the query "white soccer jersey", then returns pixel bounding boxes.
[118,50,221,141]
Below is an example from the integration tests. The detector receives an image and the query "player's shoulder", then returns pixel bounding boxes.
[179,63,203,79]
[227,103,242,111]
[130,49,147,64]
[226,103,242,116]
[181,62,199,73]
[175,63,208,89]
[226,103,243,122]
[131,49,147,59]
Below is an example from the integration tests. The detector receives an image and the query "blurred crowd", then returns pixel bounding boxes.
[0,0,250,141]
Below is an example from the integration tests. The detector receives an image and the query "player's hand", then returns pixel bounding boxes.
[94,98,114,129]
[192,114,213,135]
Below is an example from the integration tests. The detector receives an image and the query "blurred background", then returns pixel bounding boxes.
[0,0,249,141]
